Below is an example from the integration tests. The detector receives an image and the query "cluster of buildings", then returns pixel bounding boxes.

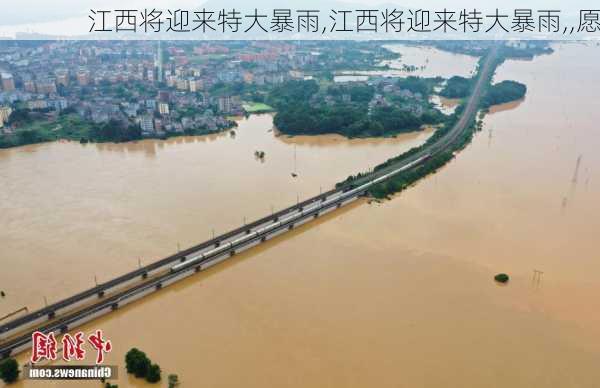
[0,40,324,137]
[325,76,427,117]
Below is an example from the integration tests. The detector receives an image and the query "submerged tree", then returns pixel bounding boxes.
[146,363,161,383]
[0,358,20,384]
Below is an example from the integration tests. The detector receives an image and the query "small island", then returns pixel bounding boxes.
[482,80,527,108]
[269,77,445,138]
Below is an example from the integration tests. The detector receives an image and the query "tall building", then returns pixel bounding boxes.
[23,78,36,93]
[1,73,15,92]
[189,79,203,93]
[76,70,90,86]
[140,115,155,135]
[55,71,69,87]
[176,79,188,91]
[156,40,163,83]
[0,106,13,127]
[158,102,169,115]
[218,96,232,113]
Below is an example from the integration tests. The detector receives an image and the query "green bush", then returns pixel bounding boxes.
[0,357,20,384]
[494,273,510,283]
[125,348,151,378]
[125,348,162,384]
[440,76,473,98]
[146,363,161,383]
[168,374,180,388]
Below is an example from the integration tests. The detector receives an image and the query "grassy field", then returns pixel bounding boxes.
[242,102,275,113]
[0,114,95,148]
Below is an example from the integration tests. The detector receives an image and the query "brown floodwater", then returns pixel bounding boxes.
[3,43,600,387]
[0,115,433,315]
[339,44,479,79]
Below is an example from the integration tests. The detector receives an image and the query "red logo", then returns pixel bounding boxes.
[30,330,112,364]
[31,331,57,363]
[87,330,112,364]
[62,332,86,361]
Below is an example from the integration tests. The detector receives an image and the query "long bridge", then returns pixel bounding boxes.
[0,48,498,360]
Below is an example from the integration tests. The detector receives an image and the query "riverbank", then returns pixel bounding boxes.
[338,47,529,199]
[0,113,237,149]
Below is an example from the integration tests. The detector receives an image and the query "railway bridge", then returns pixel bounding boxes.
[0,48,498,360]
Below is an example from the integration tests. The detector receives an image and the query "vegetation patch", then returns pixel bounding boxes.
[125,348,161,384]
[482,80,527,108]
[242,102,274,113]
[270,78,446,138]
[0,357,20,384]
[494,273,510,283]
[440,76,474,99]
[336,49,502,198]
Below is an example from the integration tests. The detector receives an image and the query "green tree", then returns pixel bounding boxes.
[168,374,180,388]
[146,363,161,383]
[0,357,20,384]
[440,76,473,99]
[482,81,526,107]
[125,348,151,378]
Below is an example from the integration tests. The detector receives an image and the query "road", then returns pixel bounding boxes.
[0,47,499,359]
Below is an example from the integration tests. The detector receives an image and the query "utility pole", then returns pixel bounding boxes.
[532,269,544,287]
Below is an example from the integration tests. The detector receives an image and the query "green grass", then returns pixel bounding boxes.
[242,102,274,113]
[1,113,99,148]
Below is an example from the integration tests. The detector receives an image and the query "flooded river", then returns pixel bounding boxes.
[2,43,600,387]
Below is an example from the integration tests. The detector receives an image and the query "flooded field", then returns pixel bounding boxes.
[2,43,600,387]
